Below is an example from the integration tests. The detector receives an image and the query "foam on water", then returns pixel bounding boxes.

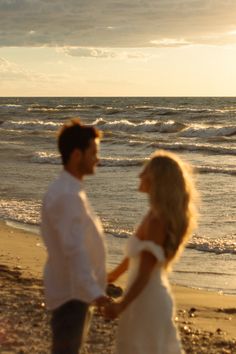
[94,118,186,133]
[180,125,236,138]
[0,199,41,225]
[188,234,236,255]
[32,151,60,164]
[2,119,61,131]
[0,104,23,108]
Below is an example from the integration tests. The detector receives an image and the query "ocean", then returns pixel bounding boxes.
[0,96,235,295]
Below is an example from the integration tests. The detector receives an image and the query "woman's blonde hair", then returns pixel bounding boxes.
[146,150,198,267]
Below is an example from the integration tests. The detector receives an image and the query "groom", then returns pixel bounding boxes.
[41,119,109,354]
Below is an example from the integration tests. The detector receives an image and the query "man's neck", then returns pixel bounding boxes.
[64,166,83,181]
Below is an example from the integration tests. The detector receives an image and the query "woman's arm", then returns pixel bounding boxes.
[107,257,129,283]
[105,213,165,318]
[105,250,157,319]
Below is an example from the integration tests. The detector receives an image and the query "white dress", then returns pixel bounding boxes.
[116,236,183,354]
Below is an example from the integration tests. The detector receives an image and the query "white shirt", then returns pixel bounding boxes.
[41,170,107,310]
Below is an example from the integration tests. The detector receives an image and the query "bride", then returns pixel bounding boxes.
[104,150,198,354]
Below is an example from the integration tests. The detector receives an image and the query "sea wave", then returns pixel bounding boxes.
[100,159,236,174]
[31,151,236,175]
[0,104,23,108]
[31,152,145,167]
[32,152,60,164]
[106,228,236,255]
[100,157,147,167]
[0,200,40,225]
[27,105,82,113]
[2,119,61,131]
[107,229,236,255]
[105,227,133,239]
[93,118,186,133]
[93,118,236,138]
[28,107,62,112]
[27,103,108,113]
[1,198,235,256]
[197,165,236,175]
[129,105,226,113]
[2,116,236,144]
[148,141,236,155]
[188,235,236,255]
[13,100,236,117]
[180,125,236,138]
[105,107,124,115]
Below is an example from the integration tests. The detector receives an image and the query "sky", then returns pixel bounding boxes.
[1,0,236,97]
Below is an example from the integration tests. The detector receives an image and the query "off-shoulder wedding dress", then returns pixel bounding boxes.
[116,236,183,354]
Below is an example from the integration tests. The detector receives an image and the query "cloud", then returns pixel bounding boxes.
[1,0,236,48]
[0,57,29,79]
[0,56,67,82]
[61,47,150,59]
[62,47,117,58]
[150,38,192,48]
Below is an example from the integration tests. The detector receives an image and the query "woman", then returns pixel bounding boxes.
[104,150,198,354]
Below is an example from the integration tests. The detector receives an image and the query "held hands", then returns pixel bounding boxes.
[92,295,113,316]
[103,301,123,320]
[93,295,123,320]
[93,295,111,308]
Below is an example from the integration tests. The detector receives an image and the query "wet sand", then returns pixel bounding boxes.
[0,221,235,353]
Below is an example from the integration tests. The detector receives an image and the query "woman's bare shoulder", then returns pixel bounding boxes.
[144,211,166,246]
[135,212,150,240]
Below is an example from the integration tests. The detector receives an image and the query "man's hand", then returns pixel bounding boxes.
[92,295,113,316]
[93,295,111,307]
[103,302,123,320]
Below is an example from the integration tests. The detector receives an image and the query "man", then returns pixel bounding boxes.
[41,119,108,354]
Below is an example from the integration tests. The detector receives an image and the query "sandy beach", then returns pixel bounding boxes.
[0,220,235,353]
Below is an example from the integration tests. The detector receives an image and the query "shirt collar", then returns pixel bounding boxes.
[60,169,84,190]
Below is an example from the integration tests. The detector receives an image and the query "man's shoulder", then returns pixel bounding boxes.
[44,174,64,197]
[44,175,84,207]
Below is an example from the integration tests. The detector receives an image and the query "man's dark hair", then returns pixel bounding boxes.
[58,119,101,165]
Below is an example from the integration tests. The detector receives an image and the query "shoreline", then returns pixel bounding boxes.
[1,219,235,294]
[0,220,236,353]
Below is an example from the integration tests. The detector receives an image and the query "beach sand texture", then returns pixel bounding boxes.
[0,221,235,353]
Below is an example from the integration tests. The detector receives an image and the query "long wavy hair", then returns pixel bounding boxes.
[146,150,198,267]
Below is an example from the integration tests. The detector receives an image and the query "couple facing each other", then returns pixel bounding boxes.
[41,119,197,354]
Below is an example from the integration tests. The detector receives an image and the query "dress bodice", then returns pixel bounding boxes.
[124,236,167,291]
[126,236,165,262]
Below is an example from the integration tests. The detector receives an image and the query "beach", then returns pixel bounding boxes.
[0,221,235,354]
